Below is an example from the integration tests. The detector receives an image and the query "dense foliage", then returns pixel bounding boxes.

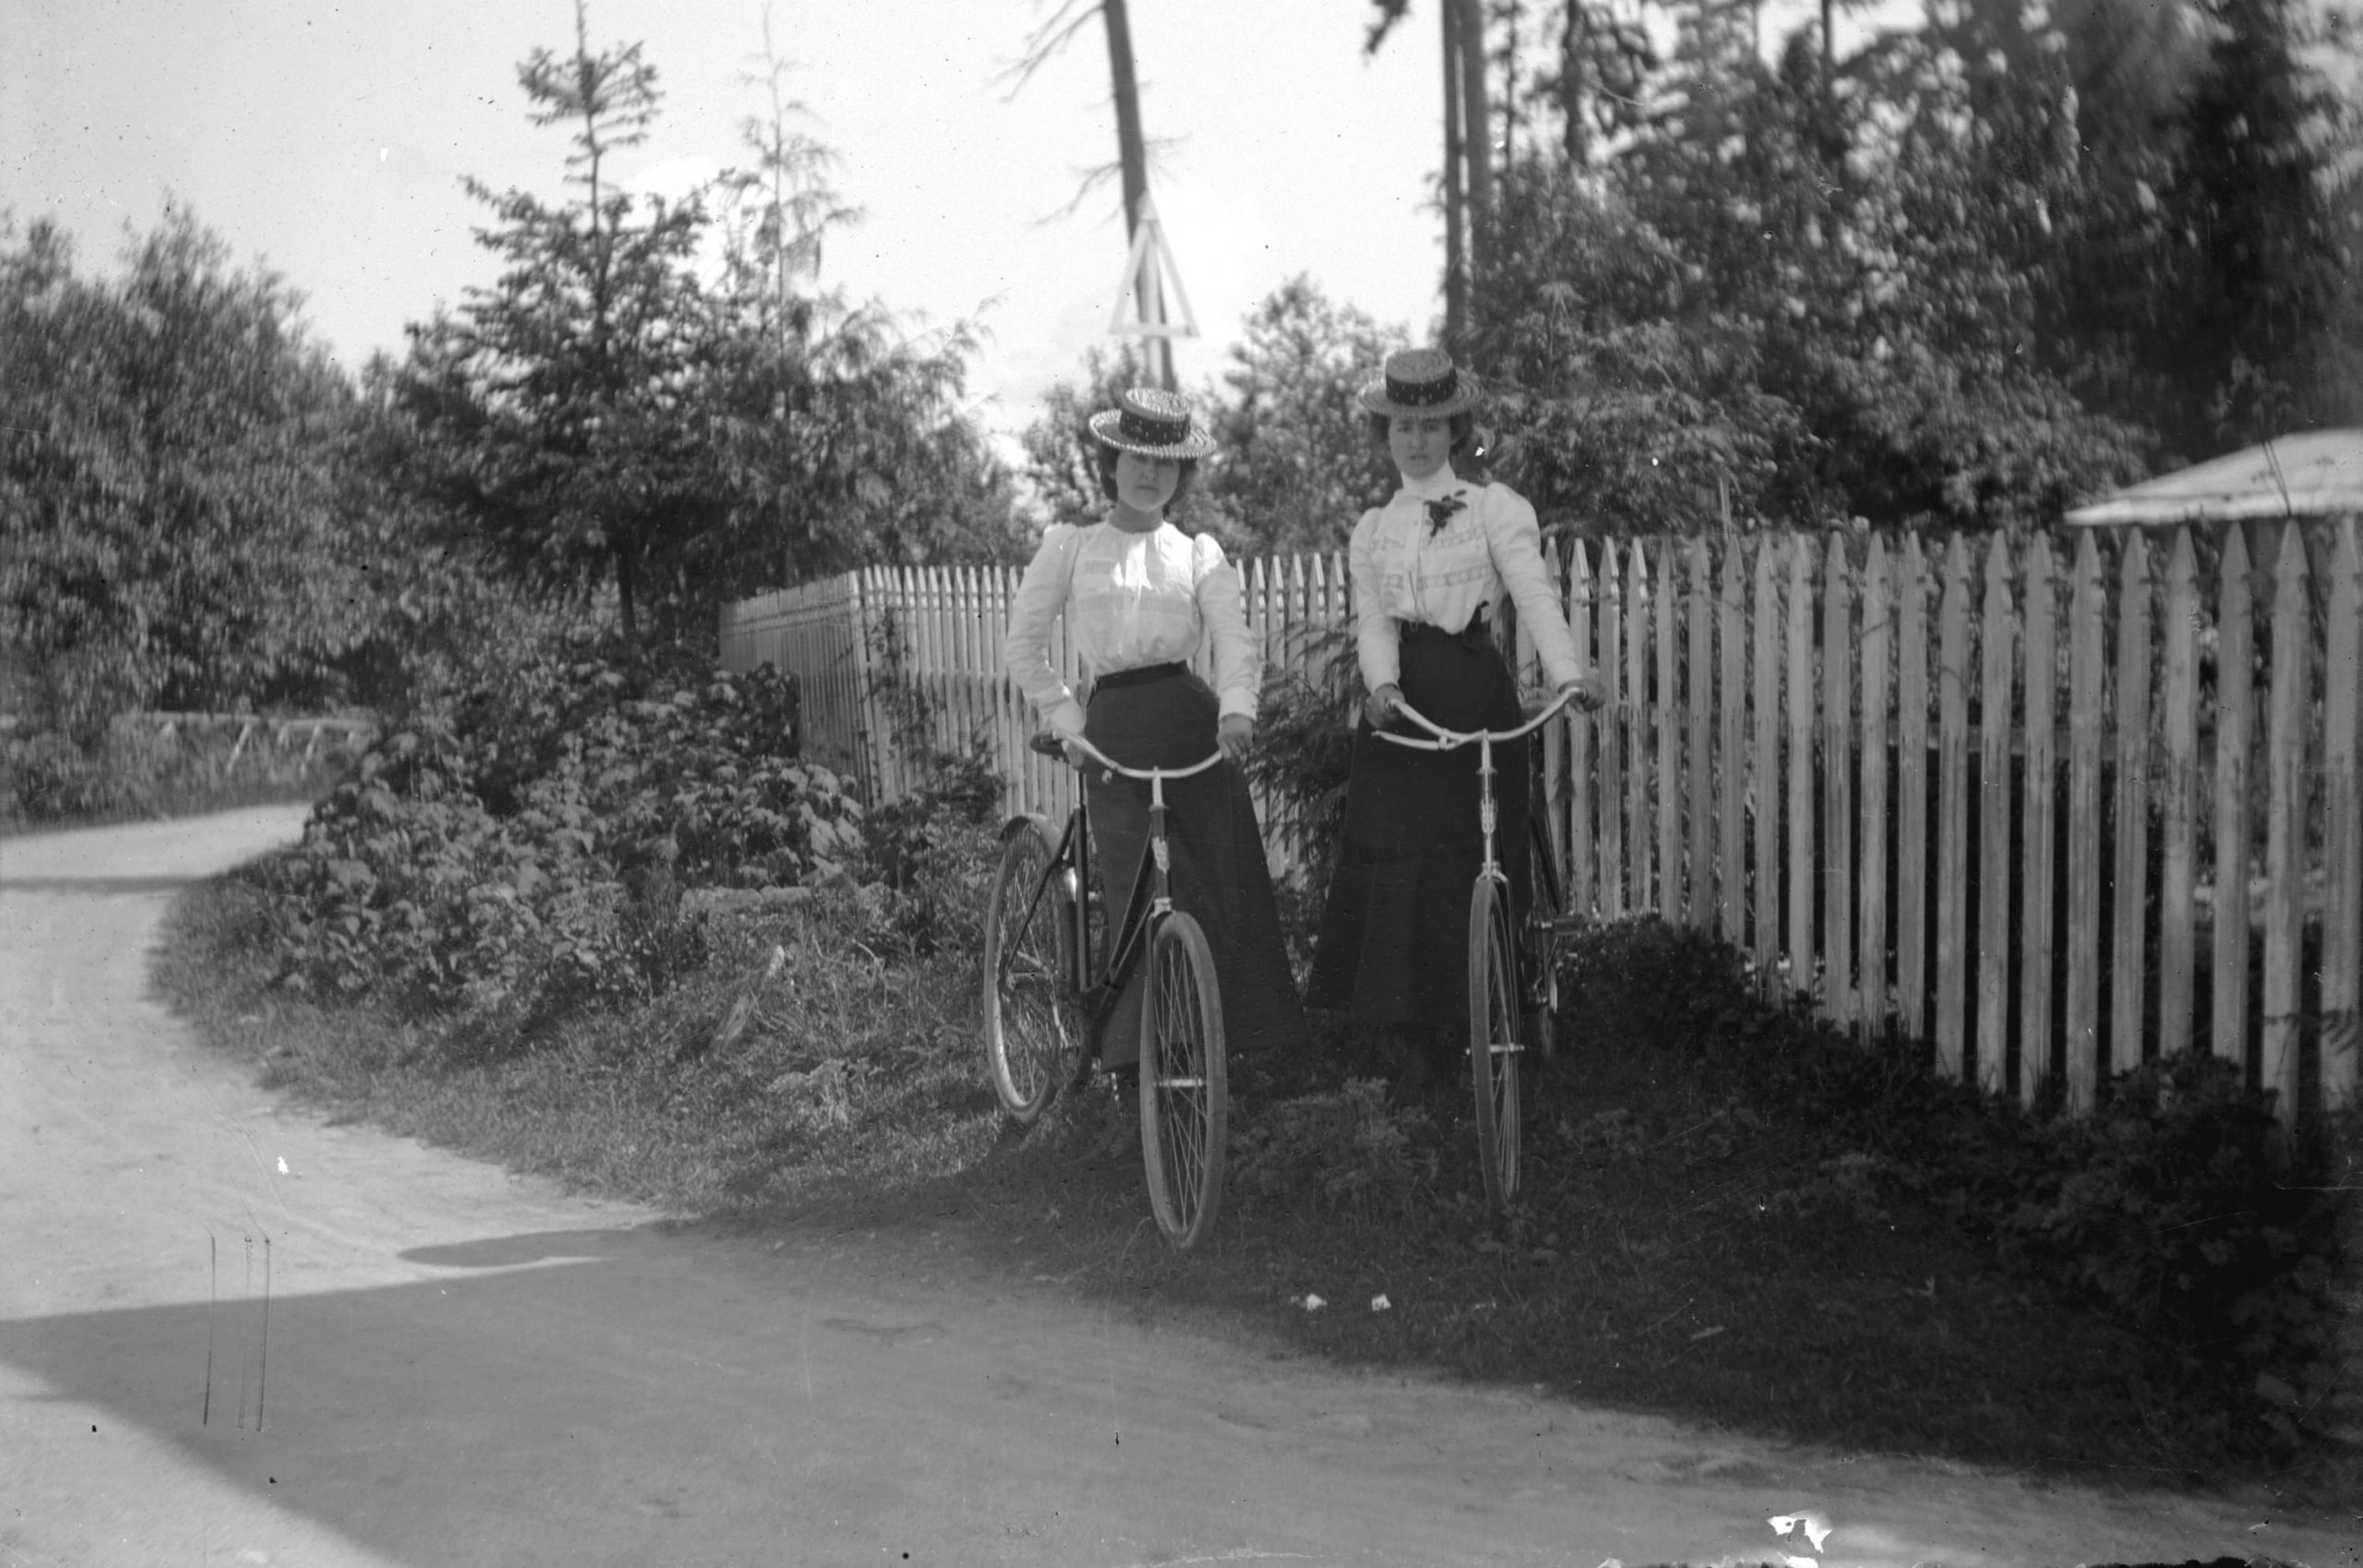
[242,644,858,1040]
[1564,917,2357,1453]
[1356,0,2362,535]
[3,9,1026,819]
[396,9,1026,645]
[1,210,370,735]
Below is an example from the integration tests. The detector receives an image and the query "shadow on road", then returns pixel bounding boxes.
[0,1216,1333,1567]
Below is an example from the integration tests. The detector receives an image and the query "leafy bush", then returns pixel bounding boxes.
[1229,1079,1438,1220]
[1244,622,1359,917]
[1996,1053,2355,1438]
[241,642,861,1047]
[1561,916,2357,1442]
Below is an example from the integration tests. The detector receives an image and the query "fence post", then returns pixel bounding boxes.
[2021,536,2060,1106]
[1857,535,1892,1035]
[2321,518,2361,1112]
[1686,536,1715,930]
[1752,537,1783,986]
[1627,543,1654,916]
[1935,536,1973,1084]
[1656,539,1682,924]
[2065,532,2107,1115]
[1785,541,1817,1000]
[2110,532,2155,1081]
[2262,523,2312,1121]
[1976,536,2015,1095]
[1716,536,1746,947]
[1568,540,1598,917]
[2213,525,2256,1076]
[1601,543,1628,919]
[1821,533,1856,1027]
[1896,534,1931,1039]
[2157,528,2201,1059]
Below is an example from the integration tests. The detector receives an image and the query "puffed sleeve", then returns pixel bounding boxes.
[1192,533,1261,720]
[1004,524,1088,736]
[1348,508,1400,694]
[1480,485,1583,690]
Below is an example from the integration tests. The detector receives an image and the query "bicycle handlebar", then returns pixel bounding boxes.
[1027,730,1226,780]
[1373,688,1581,752]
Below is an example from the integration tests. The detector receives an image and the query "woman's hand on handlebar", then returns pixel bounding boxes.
[1559,674,1608,713]
[1217,712,1254,762]
[1363,683,1403,729]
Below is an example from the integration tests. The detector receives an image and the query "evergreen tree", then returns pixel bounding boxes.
[399,1,710,640]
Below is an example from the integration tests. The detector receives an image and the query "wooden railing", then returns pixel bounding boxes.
[722,518,2361,1120]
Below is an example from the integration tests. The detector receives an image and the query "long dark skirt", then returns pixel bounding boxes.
[1084,666,1307,1068]
[1305,624,1532,1043]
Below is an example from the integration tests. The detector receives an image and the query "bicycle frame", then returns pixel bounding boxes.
[1015,733,1225,1072]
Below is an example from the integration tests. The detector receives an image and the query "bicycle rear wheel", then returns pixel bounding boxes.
[1467,875,1522,1214]
[1523,820,1563,1065]
[1139,912,1228,1251]
[982,815,1078,1122]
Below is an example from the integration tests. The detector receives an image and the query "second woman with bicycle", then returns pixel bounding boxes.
[1306,348,1602,1095]
[1002,387,1308,1075]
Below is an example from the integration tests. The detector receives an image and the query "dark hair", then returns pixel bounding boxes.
[1094,441,1201,512]
[1368,410,1480,469]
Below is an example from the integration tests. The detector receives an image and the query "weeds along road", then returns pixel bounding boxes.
[1,808,2352,1568]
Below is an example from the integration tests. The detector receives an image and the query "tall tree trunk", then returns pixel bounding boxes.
[1561,3,1589,166]
[1455,0,1493,362]
[1101,0,1171,389]
[1442,0,1467,349]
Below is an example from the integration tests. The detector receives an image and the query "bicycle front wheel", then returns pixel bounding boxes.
[982,815,1078,1123]
[1139,912,1228,1251]
[1467,875,1522,1214]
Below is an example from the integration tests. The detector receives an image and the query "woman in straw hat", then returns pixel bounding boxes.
[1003,387,1307,1071]
[1305,347,1602,1095]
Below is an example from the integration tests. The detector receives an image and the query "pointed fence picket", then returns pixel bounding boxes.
[1687,537,1717,930]
[722,518,2360,1125]
[1857,536,1893,1034]
[2020,538,2060,1107]
[1977,538,2014,1095]
[1897,536,1933,1041]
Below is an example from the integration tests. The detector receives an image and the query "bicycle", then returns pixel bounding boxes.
[1371,687,1583,1215]
[980,731,1230,1250]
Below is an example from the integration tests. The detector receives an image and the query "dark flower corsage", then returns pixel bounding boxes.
[1423,493,1468,535]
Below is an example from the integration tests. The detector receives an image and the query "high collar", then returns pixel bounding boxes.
[1394,466,1469,505]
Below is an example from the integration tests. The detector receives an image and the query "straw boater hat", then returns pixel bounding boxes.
[1088,387,1216,459]
[1358,346,1479,419]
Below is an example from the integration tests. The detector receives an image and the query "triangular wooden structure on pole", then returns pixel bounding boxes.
[1108,193,1198,341]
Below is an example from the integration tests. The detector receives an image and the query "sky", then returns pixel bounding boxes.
[3,0,1476,438]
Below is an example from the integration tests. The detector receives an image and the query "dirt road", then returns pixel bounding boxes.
[0,808,2351,1568]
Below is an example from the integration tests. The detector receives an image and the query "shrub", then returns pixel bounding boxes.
[1229,1079,1438,1220]
[240,640,862,1050]
[1562,916,2357,1443]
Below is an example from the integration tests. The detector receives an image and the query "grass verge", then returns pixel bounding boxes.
[154,861,2362,1514]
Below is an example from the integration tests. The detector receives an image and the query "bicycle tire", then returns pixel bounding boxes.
[1138,912,1228,1251]
[1467,875,1522,1214]
[982,815,1078,1122]
[1523,819,1562,1064]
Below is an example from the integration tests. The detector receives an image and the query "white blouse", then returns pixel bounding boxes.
[1004,520,1261,737]
[1348,468,1584,694]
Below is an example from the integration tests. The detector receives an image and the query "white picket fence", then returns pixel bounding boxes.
[721,518,2362,1122]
